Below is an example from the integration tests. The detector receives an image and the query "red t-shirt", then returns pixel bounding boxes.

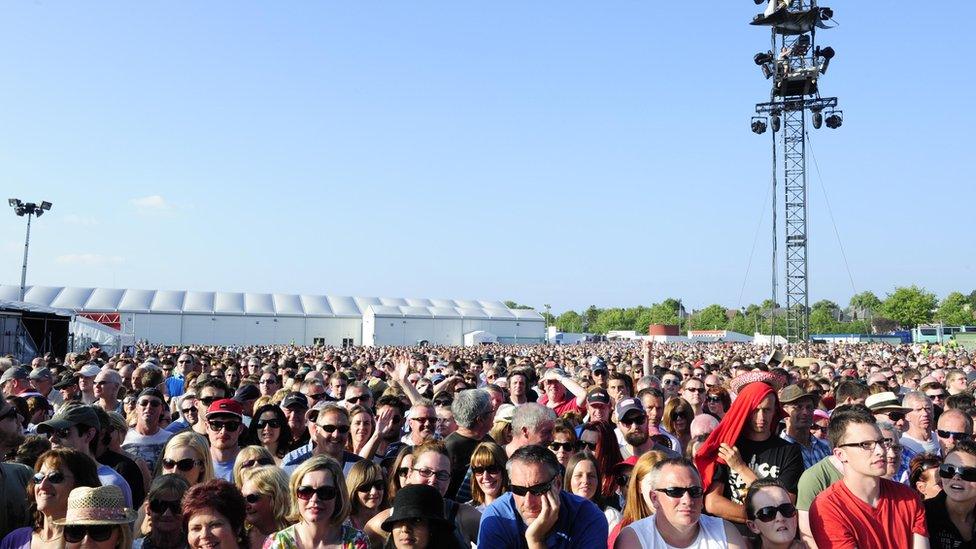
[538,394,583,416]
[810,477,928,549]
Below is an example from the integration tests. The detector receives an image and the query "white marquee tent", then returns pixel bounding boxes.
[0,285,546,347]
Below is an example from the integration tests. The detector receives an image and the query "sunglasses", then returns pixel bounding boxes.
[705,396,723,404]
[620,415,647,427]
[199,396,219,407]
[208,420,241,432]
[938,430,972,441]
[549,442,577,452]
[64,525,114,543]
[241,458,275,468]
[510,478,554,497]
[244,493,264,504]
[44,427,72,440]
[616,474,631,487]
[345,395,369,404]
[138,399,162,408]
[296,485,338,501]
[580,441,597,451]
[683,387,705,394]
[411,417,437,424]
[751,502,797,522]
[181,407,198,415]
[32,471,65,484]
[433,399,453,407]
[162,458,201,471]
[810,424,826,433]
[886,412,906,422]
[656,486,704,499]
[356,480,386,493]
[149,498,182,515]
[927,393,947,399]
[256,419,282,429]
[941,463,976,482]
[317,423,350,434]
[473,465,501,475]
[397,467,410,478]
[412,467,451,482]
[307,392,327,402]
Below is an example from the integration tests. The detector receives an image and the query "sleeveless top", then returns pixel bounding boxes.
[627,514,727,548]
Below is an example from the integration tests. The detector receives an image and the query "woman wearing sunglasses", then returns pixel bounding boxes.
[54,485,136,549]
[232,446,276,487]
[240,466,292,549]
[704,387,731,420]
[245,404,292,465]
[744,478,802,549]
[578,421,624,504]
[157,431,214,486]
[134,474,190,549]
[345,461,389,531]
[548,422,579,470]
[385,446,414,505]
[183,479,248,549]
[925,439,976,548]
[662,398,694,455]
[466,442,509,512]
[564,451,622,531]
[0,448,100,549]
[608,451,668,549]
[264,455,368,549]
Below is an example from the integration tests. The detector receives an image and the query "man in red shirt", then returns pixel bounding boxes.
[538,368,586,417]
[809,409,929,548]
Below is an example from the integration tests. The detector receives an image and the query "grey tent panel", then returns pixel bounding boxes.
[25,286,64,307]
[301,295,335,317]
[0,286,21,301]
[353,297,382,313]
[214,292,245,315]
[429,307,462,318]
[273,293,306,316]
[183,292,215,314]
[86,288,126,311]
[152,290,186,313]
[328,296,360,317]
[245,294,276,315]
[51,287,94,309]
[379,297,410,307]
[404,298,434,308]
[119,289,156,312]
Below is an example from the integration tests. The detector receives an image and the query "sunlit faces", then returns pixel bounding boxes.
[620,411,649,447]
[661,376,680,399]
[641,394,665,427]
[649,463,703,529]
[297,469,338,524]
[148,492,184,535]
[746,485,798,545]
[549,434,577,468]
[569,459,599,501]
[64,525,119,549]
[34,461,76,517]
[408,451,451,496]
[242,479,274,528]
[355,478,385,510]
[314,410,350,457]
[543,379,567,404]
[473,464,504,499]
[906,398,934,431]
[206,415,243,450]
[879,427,903,480]
[509,461,559,523]
[509,374,527,397]
[782,397,815,430]
[256,412,282,445]
[161,447,205,485]
[138,396,164,427]
[941,451,976,503]
[587,401,611,423]
[607,379,631,403]
[748,395,777,436]
[681,381,705,410]
[835,422,887,478]
[187,508,239,549]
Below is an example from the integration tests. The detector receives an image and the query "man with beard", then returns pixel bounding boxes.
[0,398,30,533]
[616,397,678,459]
[779,385,831,468]
[538,368,586,416]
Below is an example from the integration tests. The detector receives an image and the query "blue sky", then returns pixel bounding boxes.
[1,2,972,313]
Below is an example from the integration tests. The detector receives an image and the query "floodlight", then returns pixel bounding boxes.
[812,110,824,129]
[40,201,52,210]
[8,198,20,208]
[753,0,764,4]
[820,7,834,20]
[816,46,835,74]
[761,63,774,79]
[751,117,768,134]
[754,52,774,65]
[771,114,781,132]
[825,110,843,129]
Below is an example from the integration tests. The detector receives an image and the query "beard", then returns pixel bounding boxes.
[624,430,648,447]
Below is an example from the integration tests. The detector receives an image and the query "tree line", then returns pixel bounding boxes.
[508,287,976,336]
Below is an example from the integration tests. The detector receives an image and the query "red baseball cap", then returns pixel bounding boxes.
[206,398,243,420]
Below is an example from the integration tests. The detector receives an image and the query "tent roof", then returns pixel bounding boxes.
[1,284,545,321]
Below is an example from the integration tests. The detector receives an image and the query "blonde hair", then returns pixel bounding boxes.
[233,446,275,487]
[344,460,386,515]
[158,431,215,484]
[241,465,292,531]
[469,442,508,506]
[288,455,350,526]
[620,450,668,527]
[488,421,512,446]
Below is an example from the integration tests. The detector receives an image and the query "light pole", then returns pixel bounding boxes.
[8,199,53,301]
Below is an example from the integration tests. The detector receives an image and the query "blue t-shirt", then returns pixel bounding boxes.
[478,491,608,549]
[213,458,235,482]
[281,441,363,477]
[165,376,185,399]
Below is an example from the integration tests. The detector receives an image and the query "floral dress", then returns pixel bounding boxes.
[262,524,368,549]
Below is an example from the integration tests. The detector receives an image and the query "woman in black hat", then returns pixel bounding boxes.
[380,485,461,549]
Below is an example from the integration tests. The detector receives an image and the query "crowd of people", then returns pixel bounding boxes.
[0,338,973,548]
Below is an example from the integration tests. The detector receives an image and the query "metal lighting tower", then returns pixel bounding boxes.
[749,0,842,342]
[8,199,53,301]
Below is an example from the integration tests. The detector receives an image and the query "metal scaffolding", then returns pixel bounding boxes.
[750,0,842,342]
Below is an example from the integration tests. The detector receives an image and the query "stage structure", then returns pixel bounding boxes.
[749,0,842,342]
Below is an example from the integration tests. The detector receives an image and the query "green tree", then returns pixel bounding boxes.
[555,311,583,333]
[689,304,729,330]
[937,292,975,326]
[848,291,882,313]
[592,308,630,333]
[503,300,534,310]
[809,307,838,334]
[880,286,938,328]
[646,299,681,325]
[583,305,601,332]
[761,299,780,310]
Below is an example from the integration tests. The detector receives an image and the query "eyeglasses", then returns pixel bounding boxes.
[580,440,597,451]
[937,430,972,441]
[256,419,282,429]
[208,420,241,432]
[662,379,679,386]
[616,474,631,487]
[199,396,219,407]
[149,498,182,514]
[317,423,350,435]
[809,424,826,433]
[397,467,410,478]
[473,465,501,476]
[433,399,453,407]
[549,442,577,452]
[750,502,797,522]
[927,393,947,399]
[64,525,114,543]
[411,416,437,424]
[837,438,891,452]
[510,478,555,497]
[346,395,369,404]
[244,493,264,504]
[940,463,976,482]
[655,486,704,499]
[356,480,386,493]
[620,414,647,427]
[260,379,277,385]
[44,427,72,440]
[162,458,201,472]
[138,399,162,408]
[671,412,690,421]
[683,387,705,394]
[241,458,274,468]
[296,485,338,501]
[181,407,198,416]
[32,471,66,484]
[886,411,906,422]
[308,392,327,402]
[411,467,451,482]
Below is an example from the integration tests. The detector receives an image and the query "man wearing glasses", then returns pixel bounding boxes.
[281,402,363,476]
[615,457,746,548]
[809,410,928,548]
[478,444,608,549]
[936,408,973,456]
[165,353,195,399]
[680,378,707,415]
[93,368,123,414]
[205,398,246,481]
[121,388,173,471]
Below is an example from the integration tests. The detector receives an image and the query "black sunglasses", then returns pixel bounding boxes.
[162,458,200,472]
[705,396,723,404]
[510,478,554,497]
[580,441,597,451]
[256,419,282,429]
[296,485,337,501]
[473,465,501,475]
[616,474,631,487]
[656,486,704,499]
[208,420,241,432]
[149,498,182,515]
[940,463,976,482]
[620,415,647,427]
[433,399,453,407]
[751,502,797,522]
[938,430,972,441]
[64,525,114,543]
[317,423,350,434]
[549,442,577,452]
[199,396,220,407]
[241,458,275,468]
[244,493,264,504]
[886,411,906,422]
[32,471,65,484]
[356,480,386,493]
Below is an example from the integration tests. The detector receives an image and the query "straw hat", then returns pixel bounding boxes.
[53,485,137,525]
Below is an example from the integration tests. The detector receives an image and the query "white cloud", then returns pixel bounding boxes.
[2,240,20,252]
[63,214,100,226]
[129,195,171,211]
[55,254,125,266]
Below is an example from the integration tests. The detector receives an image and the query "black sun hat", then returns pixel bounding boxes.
[381,484,450,532]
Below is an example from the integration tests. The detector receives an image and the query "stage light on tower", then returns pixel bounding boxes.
[7,198,54,301]
[825,110,843,129]
[751,116,768,134]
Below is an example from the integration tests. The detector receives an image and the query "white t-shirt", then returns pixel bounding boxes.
[626,513,728,548]
[901,430,940,456]
[122,428,173,471]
